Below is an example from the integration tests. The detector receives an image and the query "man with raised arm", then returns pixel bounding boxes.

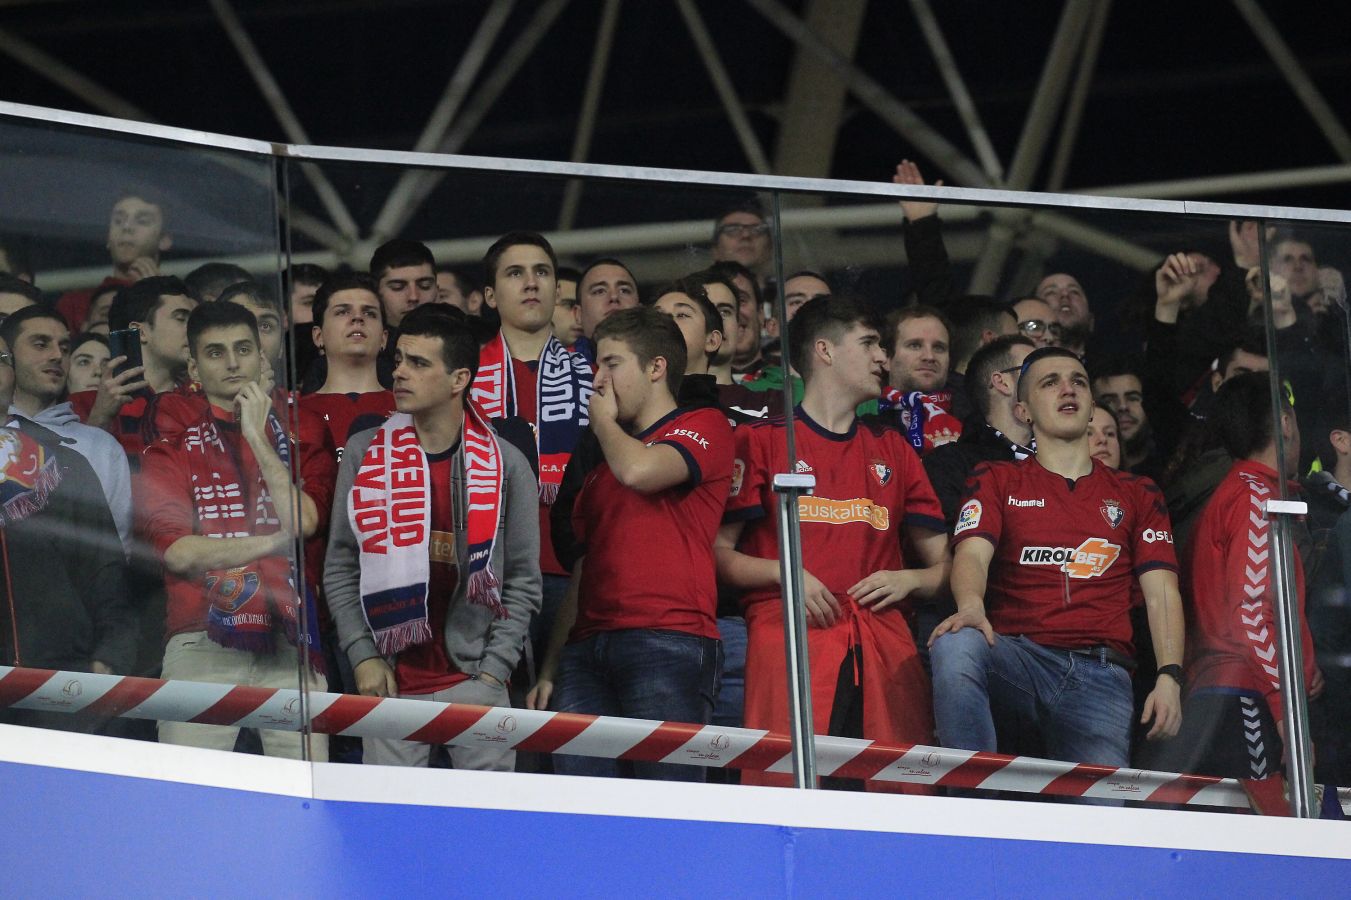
[139,301,326,759]
[70,275,198,460]
[326,304,540,770]
[716,296,949,790]
[530,306,732,781]
[929,346,1184,777]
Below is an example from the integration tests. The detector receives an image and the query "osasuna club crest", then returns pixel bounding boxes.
[1100,498,1124,529]
[869,460,892,486]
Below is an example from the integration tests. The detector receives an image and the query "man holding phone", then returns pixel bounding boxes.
[69,275,198,461]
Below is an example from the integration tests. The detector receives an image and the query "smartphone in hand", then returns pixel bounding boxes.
[107,328,144,379]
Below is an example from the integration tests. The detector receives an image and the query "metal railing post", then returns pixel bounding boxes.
[773,473,817,788]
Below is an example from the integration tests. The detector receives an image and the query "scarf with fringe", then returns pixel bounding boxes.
[471,331,591,503]
[349,404,506,656]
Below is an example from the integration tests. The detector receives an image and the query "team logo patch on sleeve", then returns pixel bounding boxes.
[1100,498,1124,529]
[955,499,982,534]
[730,459,745,497]
[869,460,892,486]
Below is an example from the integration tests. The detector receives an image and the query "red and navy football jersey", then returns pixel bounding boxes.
[572,406,733,641]
[953,457,1177,657]
[726,410,945,609]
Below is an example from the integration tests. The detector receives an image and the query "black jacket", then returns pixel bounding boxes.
[922,421,1031,531]
[0,420,133,673]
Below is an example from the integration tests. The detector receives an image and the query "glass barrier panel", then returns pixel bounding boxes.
[771,181,1311,809]
[1260,219,1351,812]
[0,112,318,760]
[284,156,791,781]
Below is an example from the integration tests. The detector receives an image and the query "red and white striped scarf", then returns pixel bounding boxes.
[349,403,506,657]
[471,331,591,503]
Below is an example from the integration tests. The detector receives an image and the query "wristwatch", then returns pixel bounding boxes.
[1157,664,1185,689]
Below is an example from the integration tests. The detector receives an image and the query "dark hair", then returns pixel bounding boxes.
[0,273,43,306]
[882,304,951,356]
[1217,328,1268,376]
[289,263,328,290]
[109,275,192,332]
[789,295,880,381]
[312,272,384,327]
[482,232,557,287]
[183,262,253,303]
[73,331,110,352]
[0,304,67,351]
[1208,371,1290,460]
[113,187,170,220]
[1093,400,1118,421]
[556,266,583,284]
[1088,352,1146,385]
[687,266,739,307]
[712,195,768,240]
[579,257,636,290]
[709,260,762,307]
[651,278,722,341]
[0,235,34,281]
[186,297,260,357]
[1016,345,1085,402]
[1315,384,1351,472]
[946,295,1015,369]
[965,334,1035,419]
[396,303,482,381]
[593,306,687,398]
[435,264,481,296]
[217,280,284,321]
[370,239,435,281]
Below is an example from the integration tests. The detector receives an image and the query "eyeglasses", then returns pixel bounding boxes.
[1018,319,1049,335]
[717,223,771,239]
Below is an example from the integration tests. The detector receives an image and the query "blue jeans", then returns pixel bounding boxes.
[553,629,722,782]
[711,616,747,730]
[931,631,1133,769]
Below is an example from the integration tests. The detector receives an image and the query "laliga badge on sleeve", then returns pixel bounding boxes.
[730,459,745,497]
[955,499,982,534]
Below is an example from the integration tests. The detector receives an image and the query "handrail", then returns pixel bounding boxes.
[3,98,1351,225]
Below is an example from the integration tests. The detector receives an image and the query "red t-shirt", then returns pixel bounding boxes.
[510,357,567,577]
[1185,460,1316,720]
[725,410,945,609]
[952,457,1177,658]
[571,407,733,641]
[394,447,468,695]
[298,390,396,462]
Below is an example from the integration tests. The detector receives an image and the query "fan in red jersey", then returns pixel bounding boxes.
[930,347,1184,789]
[298,273,396,458]
[717,296,949,791]
[1148,372,1321,784]
[529,306,733,782]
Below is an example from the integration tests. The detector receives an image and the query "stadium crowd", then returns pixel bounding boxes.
[0,159,1348,806]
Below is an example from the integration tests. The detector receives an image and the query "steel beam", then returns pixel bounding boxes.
[769,0,866,179]
[744,0,993,189]
[676,0,772,175]
[1233,0,1351,162]
[208,0,359,240]
[375,0,571,243]
[557,0,623,231]
[908,0,1003,182]
[1046,0,1111,191]
[0,25,150,121]
[0,27,344,252]
[369,0,516,242]
[968,0,1094,293]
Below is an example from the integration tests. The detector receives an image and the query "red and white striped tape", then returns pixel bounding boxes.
[2,665,1346,813]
